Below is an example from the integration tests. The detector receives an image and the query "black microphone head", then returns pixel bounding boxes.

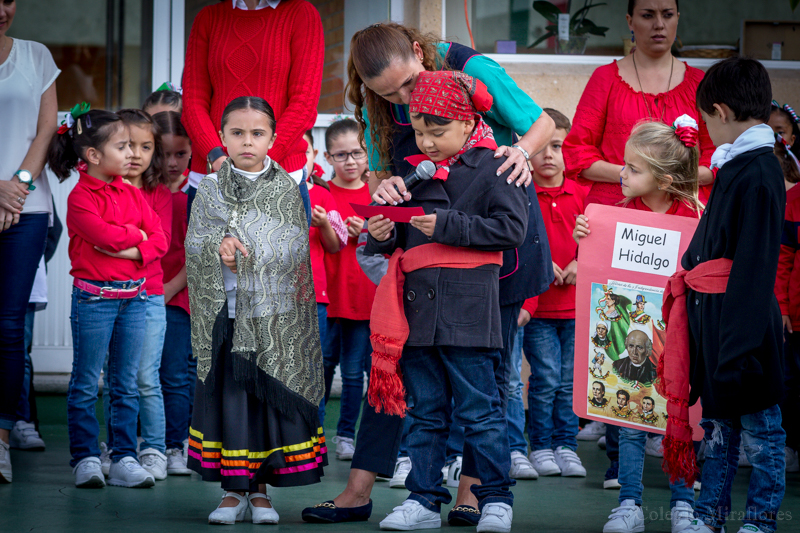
[416,160,435,181]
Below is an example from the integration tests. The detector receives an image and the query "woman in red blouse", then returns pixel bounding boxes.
[563,0,715,206]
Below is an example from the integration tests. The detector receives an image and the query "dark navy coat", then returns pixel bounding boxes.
[683,147,785,418]
[365,147,528,348]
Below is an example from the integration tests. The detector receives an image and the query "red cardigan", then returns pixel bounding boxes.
[67,172,168,282]
[182,1,324,175]
[562,61,715,206]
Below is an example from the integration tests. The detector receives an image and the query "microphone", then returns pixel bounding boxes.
[370,160,436,206]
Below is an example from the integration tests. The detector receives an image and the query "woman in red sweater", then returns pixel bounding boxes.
[182,0,324,213]
[562,0,715,206]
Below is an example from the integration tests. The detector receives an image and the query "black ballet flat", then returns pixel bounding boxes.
[301,500,373,523]
[448,505,481,526]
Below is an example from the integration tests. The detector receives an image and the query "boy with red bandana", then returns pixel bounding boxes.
[365,70,528,533]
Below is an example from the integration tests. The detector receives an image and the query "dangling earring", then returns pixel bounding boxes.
[630,30,635,43]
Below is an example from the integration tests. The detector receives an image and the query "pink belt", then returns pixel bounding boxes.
[73,279,144,299]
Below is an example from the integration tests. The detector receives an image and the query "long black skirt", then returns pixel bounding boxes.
[187,320,327,491]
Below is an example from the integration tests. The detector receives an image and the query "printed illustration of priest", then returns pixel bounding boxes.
[612,330,658,386]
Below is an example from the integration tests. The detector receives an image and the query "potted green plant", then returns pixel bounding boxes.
[528,0,609,54]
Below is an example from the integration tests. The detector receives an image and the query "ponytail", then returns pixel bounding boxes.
[47,108,125,182]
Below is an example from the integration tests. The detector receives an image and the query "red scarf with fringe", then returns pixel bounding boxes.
[658,258,732,486]
[367,243,503,416]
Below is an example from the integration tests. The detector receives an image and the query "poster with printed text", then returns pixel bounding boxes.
[574,205,704,438]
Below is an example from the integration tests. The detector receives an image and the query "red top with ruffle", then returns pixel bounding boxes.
[562,61,715,206]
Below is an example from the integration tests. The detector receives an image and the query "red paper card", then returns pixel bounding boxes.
[574,204,704,439]
[349,203,426,223]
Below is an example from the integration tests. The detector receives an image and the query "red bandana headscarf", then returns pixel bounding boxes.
[408,70,497,181]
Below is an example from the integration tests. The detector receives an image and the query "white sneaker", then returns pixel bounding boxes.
[670,501,694,533]
[73,457,105,488]
[476,502,513,533]
[739,443,752,468]
[380,499,441,530]
[577,421,606,441]
[509,451,538,480]
[679,519,723,533]
[603,500,644,533]
[9,421,45,450]
[107,456,155,488]
[208,492,248,524]
[529,449,561,476]
[138,448,168,480]
[333,436,355,461]
[390,456,412,488]
[598,436,607,449]
[645,435,664,458]
[785,447,799,473]
[0,440,12,483]
[249,492,279,524]
[166,448,192,475]
[736,525,765,533]
[99,442,112,477]
[553,446,587,477]
[446,456,462,488]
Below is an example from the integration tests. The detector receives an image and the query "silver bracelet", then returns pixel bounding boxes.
[512,144,530,160]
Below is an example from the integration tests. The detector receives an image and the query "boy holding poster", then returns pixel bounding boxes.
[669,58,786,533]
[365,70,528,533]
[575,118,703,533]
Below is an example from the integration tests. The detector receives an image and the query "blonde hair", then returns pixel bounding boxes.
[625,120,703,215]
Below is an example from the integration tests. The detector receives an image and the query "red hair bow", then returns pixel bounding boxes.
[57,124,70,135]
[672,115,699,148]
[674,126,698,148]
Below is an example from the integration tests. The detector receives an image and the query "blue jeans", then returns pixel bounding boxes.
[67,281,147,466]
[16,306,37,422]
[523,318,579,451]
[316,303,329,426]
[103,295,167,453]
[159,305,195,450]
[619,426,695,508]
[401,345,513,512]
[323,318,371,439]
[506,328,528,454]
[0,213,47,430]
[695,405,786,533]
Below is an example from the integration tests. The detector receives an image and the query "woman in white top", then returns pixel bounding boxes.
[0,0,60,483]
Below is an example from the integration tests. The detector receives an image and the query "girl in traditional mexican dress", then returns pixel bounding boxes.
[185,97,326,525]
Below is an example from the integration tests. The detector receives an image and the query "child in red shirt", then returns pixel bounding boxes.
[48,106,168,489]
[151,110,195,475]
[302,131,347,425]
[321,119,377,459]
[98,109,171,480]
[517,109,588,479]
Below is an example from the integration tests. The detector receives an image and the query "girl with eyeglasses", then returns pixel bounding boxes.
[319,118,376,462]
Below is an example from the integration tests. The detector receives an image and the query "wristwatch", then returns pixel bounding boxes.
[512,145,530,161]
[14,169,35,191]
[207,147,226,174]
